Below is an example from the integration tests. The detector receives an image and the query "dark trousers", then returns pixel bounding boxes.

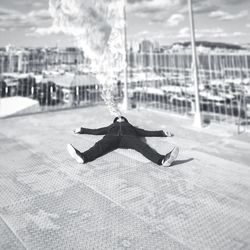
[82,135,164,165]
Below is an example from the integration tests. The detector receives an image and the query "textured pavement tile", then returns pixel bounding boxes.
[1,106,250,250]
[0,165,78,208]
[32,130,250,208]
[56,158,250,250]
[0,137,79,207]
[65,141,250,211]
[19,133,249,249]
[168,149,250,206]
[0,184,188,250]
[0,216,25,250]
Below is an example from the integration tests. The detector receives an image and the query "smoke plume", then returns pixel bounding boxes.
[49,0,126,116]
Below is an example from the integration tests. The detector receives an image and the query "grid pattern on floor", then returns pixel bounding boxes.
[0,184,189,250]
[0,133,250,249]
[0,216,26,250]
[0,106,250,250]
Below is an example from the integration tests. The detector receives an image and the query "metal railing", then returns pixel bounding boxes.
[0,49,250,132]
[0,72,103,117]
[126,51,250,132]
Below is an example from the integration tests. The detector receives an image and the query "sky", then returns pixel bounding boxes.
[0,0,250,48]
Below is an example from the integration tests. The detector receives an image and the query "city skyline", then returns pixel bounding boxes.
[0,0,250,48]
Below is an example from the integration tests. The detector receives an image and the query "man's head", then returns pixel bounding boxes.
[113,116,128,123]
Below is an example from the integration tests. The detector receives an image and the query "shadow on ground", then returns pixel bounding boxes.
[171,158,194,167]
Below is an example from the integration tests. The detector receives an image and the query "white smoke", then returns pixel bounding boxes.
[49,0,126,117]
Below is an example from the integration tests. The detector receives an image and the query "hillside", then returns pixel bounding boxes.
[171,41,244,50]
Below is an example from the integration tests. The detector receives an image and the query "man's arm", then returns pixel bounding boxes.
[134,127,172,137]
[74,126,109,135]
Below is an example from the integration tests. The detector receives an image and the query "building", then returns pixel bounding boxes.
[0,47,85,74]
[0,73,36,98]
[139,40,154,53]
[44,73,101,106]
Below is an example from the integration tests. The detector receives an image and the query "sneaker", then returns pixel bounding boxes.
[67,144,84,164]
[162,147,179,167]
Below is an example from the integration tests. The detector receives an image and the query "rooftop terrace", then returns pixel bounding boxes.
[0,106,250,249]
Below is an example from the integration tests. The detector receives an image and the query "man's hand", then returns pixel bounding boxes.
[164,131,173,137]
[73,128,81,134]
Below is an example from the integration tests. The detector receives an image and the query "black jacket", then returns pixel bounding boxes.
[79,119,166,137]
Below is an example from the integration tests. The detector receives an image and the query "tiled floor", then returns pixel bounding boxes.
[0,106,249,249]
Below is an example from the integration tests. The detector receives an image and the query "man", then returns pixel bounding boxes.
[67,116,179,167]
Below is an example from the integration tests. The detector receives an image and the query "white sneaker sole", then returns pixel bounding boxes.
[163,147,179,167]
[67,144,84,164]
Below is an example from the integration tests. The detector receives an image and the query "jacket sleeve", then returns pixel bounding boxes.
[134,127,166,137]
[79,126,109,135]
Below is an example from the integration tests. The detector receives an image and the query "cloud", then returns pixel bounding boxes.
[128,29,168,43]
[246,23,250,28]
[177,27,190,38]
[0,8,31,31]
[0,8,51,32]
[27,9,51,22]
[128,0,153,3]
[0,7,19,17]
[149,12,167,23]
[192,1,219,14]
[127,0,186,26]
[177,27,246,39]
[0,26,15,32]
[128,29,149,40]
[128,0,184,15]
[12,0,47,8]
[209,10,248,20]
[149,11,184,24]
[166,14,184,26]
[232,32,246,36]
[223,0,249,5]
[179,0,219,15]
[149,12,184,25]
[27,26,63,37]
[32,2,46,8]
